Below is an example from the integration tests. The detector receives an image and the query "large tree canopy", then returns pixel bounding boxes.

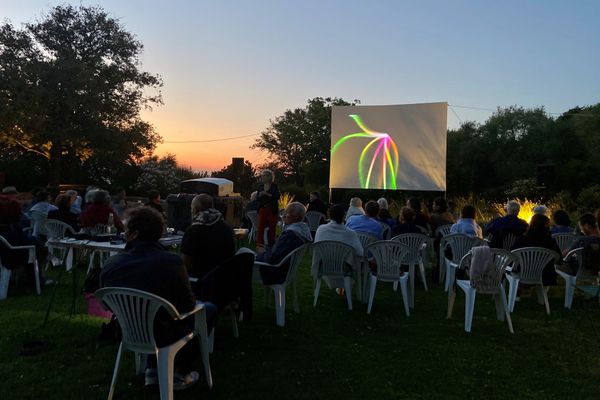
[0,5,162,187]
[253,97,355,186]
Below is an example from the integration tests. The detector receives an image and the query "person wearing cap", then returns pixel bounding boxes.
[485,200,528,248]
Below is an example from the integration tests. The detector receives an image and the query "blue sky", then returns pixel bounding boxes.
[2,1,599,170]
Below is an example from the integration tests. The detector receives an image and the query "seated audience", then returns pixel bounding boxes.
[430,197,455,231]
[550,209,572,234]
[257,202,312,285]
[407,197,430,231]
[65,190,82,215]
[314,204,364,289]
[511,214,561,286]
[346,200,383,240]
[80,190,125,232]
[450,205,483,239]
[447,200,458,220]
[376,198,396,229]
[145,189,164,215]
[392,207,423,236]
[0,194,48,287]
[560,213,600,277]
[345,197,365,221]
[101,207,214,390]
[27,190,58,239]
[485,200,528,248]
[533,204,549,216]
[181,194,235,281]
[110,187,127,219]
[307,191,328,215]
[48,194,79,232]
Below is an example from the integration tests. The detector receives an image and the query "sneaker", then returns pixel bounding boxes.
[144,368,158,386]
[173,371,199,391]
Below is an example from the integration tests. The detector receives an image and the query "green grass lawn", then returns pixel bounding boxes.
[1,257,599,400]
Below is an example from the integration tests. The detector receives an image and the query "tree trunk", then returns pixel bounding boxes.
[48,143,62,189]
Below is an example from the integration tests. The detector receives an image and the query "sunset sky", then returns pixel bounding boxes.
[3,1,599,172]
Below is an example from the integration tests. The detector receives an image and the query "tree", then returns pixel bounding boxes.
[252,97,356,186]
[212,159,256,196]
[133,154,205,197]
[0,5,162,187]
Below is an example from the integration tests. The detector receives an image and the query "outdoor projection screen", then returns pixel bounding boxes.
[329,102,447,191]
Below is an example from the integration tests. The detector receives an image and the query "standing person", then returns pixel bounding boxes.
[307,191,328,215]
[486,200,528,248]
[256,170,280,251]
[145,190,164,215]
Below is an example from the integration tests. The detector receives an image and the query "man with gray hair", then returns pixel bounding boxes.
[257,201,312,285]
[485,200,528,248]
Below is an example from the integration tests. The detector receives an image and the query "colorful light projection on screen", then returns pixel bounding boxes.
[331,114,399,189]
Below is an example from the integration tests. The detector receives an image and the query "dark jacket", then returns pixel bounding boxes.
[100,240,196,347]
[48,208,79,232]
[511,231,561,285]
[257,183,280,215]
[392,222,423,237]
[486,214,528,248]
[307,199,328,216]
[0,224,36,269]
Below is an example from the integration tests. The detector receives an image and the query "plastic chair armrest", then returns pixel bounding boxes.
[254,261,278,268]
[177,303,205,321]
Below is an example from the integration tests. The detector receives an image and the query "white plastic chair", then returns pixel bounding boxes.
[555,247,599,309]
[29,210,48,238]
[502,233,517,251]
[246,211,258,242]
[435,224,453,238]
[311,241,357,310]
[391,233,430,307]
[507,247,560,314]
[95,287,213,400]
[441,234,484,292]
[45,219,76,270]
[381,223,391,240]
[365,241,411,315]
[254,244,310,326]
[552,233,578,254]
[305,211,326,233]
[0,235,41,299]
[356,232,377,303]
[447,248,515,333]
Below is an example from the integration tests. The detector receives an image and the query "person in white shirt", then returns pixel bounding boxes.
[314,204,364,290]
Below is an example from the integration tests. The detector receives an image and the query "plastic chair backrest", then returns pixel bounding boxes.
[366,241,411,281]
[381,224,391,240]
[391,233,429,264]
[312,241,356,277]
[357,233,377,251]
[96,287,180,353]
[552,233,578,254]
[502,233,517,250]
[564,247,585,278]
[442,234,484,263]
[458,248,515,293]
[29,210,48,237]
[435,224,453,237]
[305,211,326,232]
[0,234,36,264]
[281,244,310,286]
[511,247,560,283]
[417,225,430,236]
[46,219,76,240]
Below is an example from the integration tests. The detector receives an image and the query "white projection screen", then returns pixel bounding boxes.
[329,102,447,191]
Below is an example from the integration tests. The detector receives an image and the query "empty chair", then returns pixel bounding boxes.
[305,211,326,234]
[254,244,310,326]
[45,219,76,270]
[365,241,411,315]
[311,241,357,310]
[0,235,41,299]
[552,233,578,254]
[447,248,515,333]
[507,247,560,314]
[441,234,484,292]
[391,233,429,307]
[96,287,213,400]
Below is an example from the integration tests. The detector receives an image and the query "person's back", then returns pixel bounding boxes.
[307,192,328,215]
[80,190,124,232]
[486,201,528,248]
[48,194,79,232]
[181,194,235,280]
[430,197,455,231]
[565,214,600,277]
[315,205,363,257]
[346,214,383,240]
[450,205,483,239]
